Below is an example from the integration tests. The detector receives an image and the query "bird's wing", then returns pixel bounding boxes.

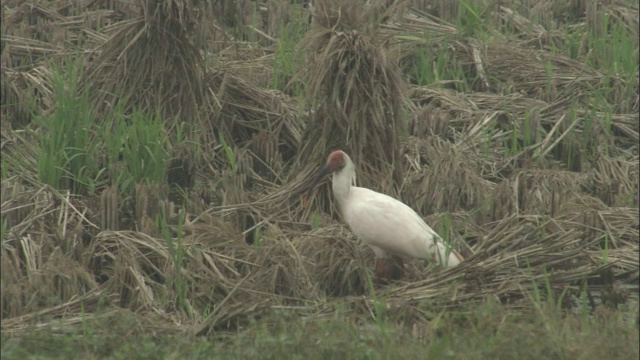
[342,188,441,259]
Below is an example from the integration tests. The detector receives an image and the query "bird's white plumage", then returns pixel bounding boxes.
[329,151,461,267]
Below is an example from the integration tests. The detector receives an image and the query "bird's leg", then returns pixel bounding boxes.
[389,257,405,282]
[384,257,404,283]
[374,258,387,289]
[399,258,406,280]
[374,258,403,288]
[384,260,394,282]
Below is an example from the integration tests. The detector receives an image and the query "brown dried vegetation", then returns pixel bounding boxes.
[1,0,638,338]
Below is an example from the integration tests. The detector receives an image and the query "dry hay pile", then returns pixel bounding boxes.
[288,0,408,216]
[2,0,639,337]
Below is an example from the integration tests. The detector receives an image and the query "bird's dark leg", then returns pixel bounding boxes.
[374,258,386,289]
[374,258,405,289]
[389,257,404,282]
[383,260,394,283]
[383,257,404,283]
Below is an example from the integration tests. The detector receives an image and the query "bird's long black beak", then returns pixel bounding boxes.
[302,165,330,208]
[309,165,330,190]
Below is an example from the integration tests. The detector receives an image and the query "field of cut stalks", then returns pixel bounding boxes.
[1,0,639,358]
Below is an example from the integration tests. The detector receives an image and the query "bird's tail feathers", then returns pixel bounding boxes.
[429,241,463,267]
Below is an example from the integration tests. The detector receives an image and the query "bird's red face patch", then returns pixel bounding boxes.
[326,150,345,172]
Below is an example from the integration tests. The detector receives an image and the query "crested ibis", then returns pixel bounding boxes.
[309,150,463,287]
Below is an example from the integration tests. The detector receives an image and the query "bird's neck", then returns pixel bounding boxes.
[332,164,356,207]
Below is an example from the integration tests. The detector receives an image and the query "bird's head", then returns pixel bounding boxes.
[325,150,348,173]
[303,150,351,207]
[315,150,349,180]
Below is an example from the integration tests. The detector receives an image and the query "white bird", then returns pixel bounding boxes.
[309,150,463,287]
